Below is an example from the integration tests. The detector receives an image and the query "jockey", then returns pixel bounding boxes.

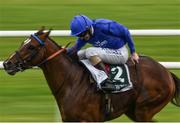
[67,15,139,92]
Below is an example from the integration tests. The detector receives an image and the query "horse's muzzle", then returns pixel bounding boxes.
[3,61,18,75]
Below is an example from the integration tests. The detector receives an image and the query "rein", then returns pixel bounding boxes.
[37,43,71,67]
[37,48,66,67]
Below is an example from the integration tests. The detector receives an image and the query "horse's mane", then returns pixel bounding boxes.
[48,37,62,49]
[46,35,92,83]
[47,36,81,65]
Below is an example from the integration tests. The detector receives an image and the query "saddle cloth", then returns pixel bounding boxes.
[80,59,133,93]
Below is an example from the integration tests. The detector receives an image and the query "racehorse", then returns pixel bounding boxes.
[3,29,180,122]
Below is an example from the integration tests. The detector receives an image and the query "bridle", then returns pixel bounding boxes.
[14,33,70,71]
[4,33,71,96]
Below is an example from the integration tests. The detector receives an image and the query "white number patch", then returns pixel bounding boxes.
[111,66,125,83]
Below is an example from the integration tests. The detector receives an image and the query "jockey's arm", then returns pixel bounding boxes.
[122,28,139,62]
[67,38,87,55]
[124,28,135,54]
[108,22,135,54]
[108,22,139,63]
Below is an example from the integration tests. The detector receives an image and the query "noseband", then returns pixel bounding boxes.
[14,51,31,71]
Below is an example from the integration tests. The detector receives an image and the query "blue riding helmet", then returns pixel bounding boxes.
[70,15,93,36]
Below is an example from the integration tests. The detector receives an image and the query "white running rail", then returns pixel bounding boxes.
[0,29,180,37]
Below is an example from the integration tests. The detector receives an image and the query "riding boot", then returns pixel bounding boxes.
[95,62,117,92]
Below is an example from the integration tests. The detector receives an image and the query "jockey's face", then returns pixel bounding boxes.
[78,28,92,41]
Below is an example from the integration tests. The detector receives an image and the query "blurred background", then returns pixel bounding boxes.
[0,0,180,122]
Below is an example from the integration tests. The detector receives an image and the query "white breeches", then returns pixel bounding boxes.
[77,46,129,64]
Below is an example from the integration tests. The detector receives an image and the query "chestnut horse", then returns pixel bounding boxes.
[3,29,180,122]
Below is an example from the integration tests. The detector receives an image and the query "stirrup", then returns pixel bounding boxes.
[101,79,116,92]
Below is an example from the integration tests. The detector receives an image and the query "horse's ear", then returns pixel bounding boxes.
[46,29,52,37]
[36,26,45,35]
[41,29,52,39]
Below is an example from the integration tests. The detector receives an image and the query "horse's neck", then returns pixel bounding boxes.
[40,50,83,97]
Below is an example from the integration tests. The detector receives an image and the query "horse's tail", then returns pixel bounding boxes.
[171,72,180,107]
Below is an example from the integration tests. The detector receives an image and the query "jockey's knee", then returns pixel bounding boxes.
[77,49,86,60]
[85,47,99,59]
[85,47,102,65]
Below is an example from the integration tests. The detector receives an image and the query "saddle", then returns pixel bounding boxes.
[80,59,133,93]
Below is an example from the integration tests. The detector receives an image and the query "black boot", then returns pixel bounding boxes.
[95,62,117,92]
[100,80,117,92]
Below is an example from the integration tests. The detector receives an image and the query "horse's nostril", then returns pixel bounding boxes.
[8,61,13,65]
[6,61,12,65]
[3,61,11,68]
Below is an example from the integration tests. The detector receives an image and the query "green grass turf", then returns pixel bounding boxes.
[0,69,180,122]
[0,0,180,30]
[0,69,58,122]
[0,0,180,122]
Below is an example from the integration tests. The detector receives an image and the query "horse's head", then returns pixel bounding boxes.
[3,28,59,75]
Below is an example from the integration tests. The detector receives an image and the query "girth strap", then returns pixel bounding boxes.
[104,94,113,117]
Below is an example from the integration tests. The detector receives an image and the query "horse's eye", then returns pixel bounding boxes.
[28,45,36,50]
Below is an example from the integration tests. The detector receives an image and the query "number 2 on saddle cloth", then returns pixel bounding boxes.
[104,64,133,93]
